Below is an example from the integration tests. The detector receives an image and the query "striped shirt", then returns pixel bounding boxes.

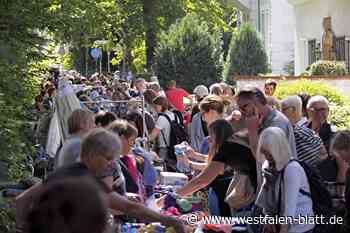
[293,124,323,166]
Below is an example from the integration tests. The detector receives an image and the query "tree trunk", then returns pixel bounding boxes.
[143,0,157,71]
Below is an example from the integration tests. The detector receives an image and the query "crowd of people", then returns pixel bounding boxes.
[15,70,350,233]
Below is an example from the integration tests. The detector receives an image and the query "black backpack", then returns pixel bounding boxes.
[281,160,338,233]
[159,111,190,161]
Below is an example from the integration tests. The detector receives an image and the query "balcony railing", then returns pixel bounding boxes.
[307,36,350,72]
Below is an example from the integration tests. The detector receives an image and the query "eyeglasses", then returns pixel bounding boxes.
[238,102,253,113]
[309,107,329,113]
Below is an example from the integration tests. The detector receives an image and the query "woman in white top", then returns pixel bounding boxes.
[149,96,177,170]
[256,127,315,233]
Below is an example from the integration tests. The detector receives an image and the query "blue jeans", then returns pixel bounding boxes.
[208,187,221,216]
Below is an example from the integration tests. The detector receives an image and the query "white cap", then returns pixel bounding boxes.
[193,85,209,97]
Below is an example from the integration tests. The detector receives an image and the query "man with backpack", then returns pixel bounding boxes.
[149,96,189,171]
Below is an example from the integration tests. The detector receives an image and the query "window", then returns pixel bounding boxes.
[335,36,350,72]
[335,36,346,61]
[308,39,317,65]
[346,39,350,72]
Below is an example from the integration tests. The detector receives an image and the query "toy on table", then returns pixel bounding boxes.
[162,192,203,214]
[139,223,176,233]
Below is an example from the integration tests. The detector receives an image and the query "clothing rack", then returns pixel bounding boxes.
[81,97,150,145]
[81,99,143,104]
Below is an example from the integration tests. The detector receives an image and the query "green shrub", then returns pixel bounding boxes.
[155,14,223,91]
[275,79,350,129]
[283,60,295,76]
[309,60,348,76]
[329,104,350,129]
[0,61,39,182]
[275,79,347,105]
[223,23,268,79]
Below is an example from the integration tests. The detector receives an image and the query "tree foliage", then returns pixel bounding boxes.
[0,0,239,182]
[45,0,238,73]
[0,1,239,231]
[155,14,223,91]
[183,0,237,32]
[0,0,52,183]
[0,1,51,230]
[224,24,268,80]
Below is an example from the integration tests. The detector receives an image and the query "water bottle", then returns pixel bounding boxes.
[174,143,190,173]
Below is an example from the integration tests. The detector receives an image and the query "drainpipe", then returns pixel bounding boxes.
[257,0,261,32]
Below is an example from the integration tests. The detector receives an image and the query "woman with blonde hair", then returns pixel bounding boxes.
[209,83,224,96]
[186,94,232,171]
[256,127,314,233]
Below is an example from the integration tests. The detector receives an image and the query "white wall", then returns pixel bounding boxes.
[292,0,350,74]
[236,0,295,75]
[248,0,259,28]
[270,0,295,74]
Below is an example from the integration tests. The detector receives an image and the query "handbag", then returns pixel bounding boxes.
[224,172,256,210]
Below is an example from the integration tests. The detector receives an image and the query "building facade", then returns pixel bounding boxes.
[233,0,295,75]
[288,0,350,74]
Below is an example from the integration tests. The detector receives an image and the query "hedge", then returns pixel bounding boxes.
[275,79,350,129]
[309,60,348,76]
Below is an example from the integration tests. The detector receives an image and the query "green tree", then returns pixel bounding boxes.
[0,1,53,229]
[155,14,223,90]
[0,0,53,180]
[183,0,237,32]
[224,23,268,80]
[41,0,238,74]
[114,0,238,72]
